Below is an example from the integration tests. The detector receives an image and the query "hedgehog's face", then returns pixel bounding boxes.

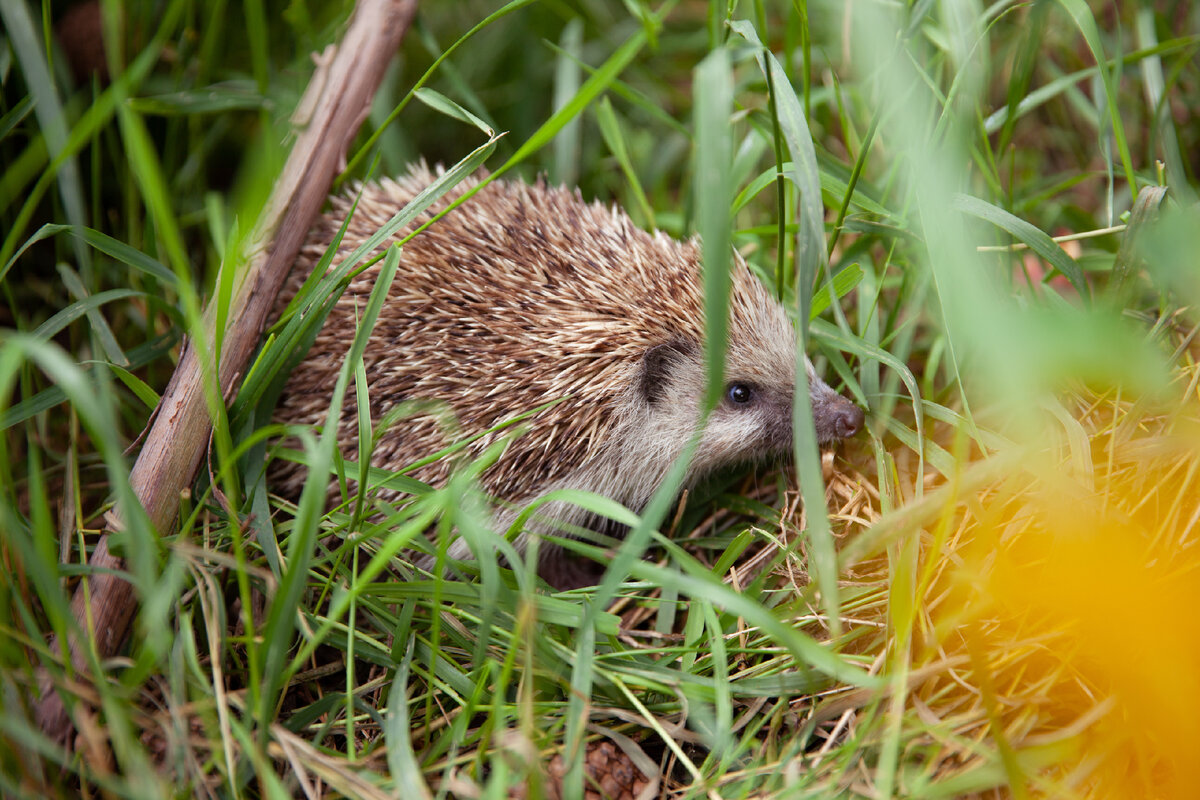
[635,335,863,480]
[703,335,798,466]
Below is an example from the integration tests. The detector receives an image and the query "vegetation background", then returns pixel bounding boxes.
[2,0,1199,797]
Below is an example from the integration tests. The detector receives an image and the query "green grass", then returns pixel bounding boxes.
[3,1,1200,798]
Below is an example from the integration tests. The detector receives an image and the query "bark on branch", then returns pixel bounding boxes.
[36,0,418,744]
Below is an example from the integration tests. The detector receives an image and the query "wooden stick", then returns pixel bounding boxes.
[36,0,418,745]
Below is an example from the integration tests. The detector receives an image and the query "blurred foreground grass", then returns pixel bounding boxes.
[2,1,1200,798]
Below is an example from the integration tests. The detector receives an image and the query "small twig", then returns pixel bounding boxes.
[976,224,1126,253]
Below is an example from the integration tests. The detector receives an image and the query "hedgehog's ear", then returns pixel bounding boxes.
[639,339,695,404]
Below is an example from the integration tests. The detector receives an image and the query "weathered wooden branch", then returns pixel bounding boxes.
[36,0,417,744]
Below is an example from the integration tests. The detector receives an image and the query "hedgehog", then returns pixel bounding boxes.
[270,164,864,589]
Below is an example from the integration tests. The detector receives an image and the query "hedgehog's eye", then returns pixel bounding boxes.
[727,383,754,406]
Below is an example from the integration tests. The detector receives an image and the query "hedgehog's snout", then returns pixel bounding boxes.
[810,382,865,444]
[834,401,864,439]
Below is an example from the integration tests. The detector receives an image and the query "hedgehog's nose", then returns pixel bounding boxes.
[835,403,865,439]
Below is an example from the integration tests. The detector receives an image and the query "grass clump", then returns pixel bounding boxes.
[3,1,1200,798]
